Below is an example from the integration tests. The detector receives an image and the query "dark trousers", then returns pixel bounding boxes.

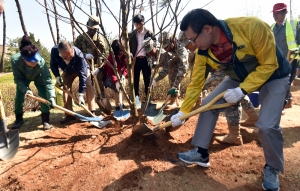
[134,57,151,97]
[284,59,299,106]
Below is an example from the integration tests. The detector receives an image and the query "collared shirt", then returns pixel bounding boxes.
[273,21,288,57]
[136,29,146,57]
[210,29,232,63]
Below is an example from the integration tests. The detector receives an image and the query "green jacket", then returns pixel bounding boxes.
[11,53,55,99]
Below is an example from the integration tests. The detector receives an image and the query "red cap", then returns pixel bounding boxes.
[272,3,287,12]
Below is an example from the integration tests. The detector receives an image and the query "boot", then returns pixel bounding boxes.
[12,114,24,129]
[215,125,243,145]
[41,113,52,130]
[284,99,292,109]
[240,108,259,127]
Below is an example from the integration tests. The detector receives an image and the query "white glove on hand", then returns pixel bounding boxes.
[170,111,185,127]
[115,82,121,92]
[223,87,245,103]
[121,75,125,83]
[152,80,157,88]
[85,53,94,60]
[77,93,85,105]
[93,68,100,76]
[25,90,33,96]
[55,76,63,87]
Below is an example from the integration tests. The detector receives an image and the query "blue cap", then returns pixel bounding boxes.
[22,52,42,62]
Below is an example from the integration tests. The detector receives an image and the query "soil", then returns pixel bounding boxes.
[0,84,300,191]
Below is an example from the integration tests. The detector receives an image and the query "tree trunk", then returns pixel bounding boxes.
[89,0,93,15]
[131,0,137,31]
[44,0,56,45]
[149,0,155,33]
[52,0,60,43]
[0,11,6,73]
[121,0,138,118]
[15,0,28,36]
[67,0,76,42]
[95,0,99,16]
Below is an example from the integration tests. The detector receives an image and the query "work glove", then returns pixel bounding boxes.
[55,76,63,87]
[223,87,245,103]
[85,53,94,60]
[77,93,85,105]
[48,97,56,109]
[25,90,33,96]
[170,111,185,127]
[93,68,100,76]
[120,75,126,83]
[168,87,179,96]
[116,82,121,92]
[152,80,157,88]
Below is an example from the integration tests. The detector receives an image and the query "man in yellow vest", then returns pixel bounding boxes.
[271,3,299,111]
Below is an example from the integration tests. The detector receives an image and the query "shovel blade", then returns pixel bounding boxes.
[77,114,104,122]
[0,120,19,161]
[89,120,112,129]
[141,102,159,117]
[96,98,111,115]
[102,97,112,112]
[132,123,152,135]
[113,109,130,121]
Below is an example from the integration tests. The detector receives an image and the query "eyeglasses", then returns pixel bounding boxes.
[190,32,200,43]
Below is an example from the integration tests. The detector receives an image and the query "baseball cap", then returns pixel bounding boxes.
[177,31,189,47]
[142,37,154,53]
[22,52,42,62]
[158,31,172,48]
[272,3,287,12]
[87,15,100,29]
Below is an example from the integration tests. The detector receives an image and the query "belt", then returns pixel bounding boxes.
[137,56,146,58]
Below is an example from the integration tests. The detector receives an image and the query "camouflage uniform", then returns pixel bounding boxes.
[74,29,106,93]
[155,40,188,96]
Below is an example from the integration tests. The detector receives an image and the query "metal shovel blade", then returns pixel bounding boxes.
[89,120,112,129]
[141,102,159,117]
[75,114,104,122]
[113,109,130,121]
[132,123,159,139]
[0,120,20,161]
[96,98,111,115]
[148,104,168,125]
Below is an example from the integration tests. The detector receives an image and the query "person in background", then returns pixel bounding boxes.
[0,0,4,16]
[171,9,290,191]
[129,14,156,103]
[100,40,127,110]
[271,3,299,112]
[11,35,56,130]
[50,41,95,124]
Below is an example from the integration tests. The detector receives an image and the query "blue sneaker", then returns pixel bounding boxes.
[178,148,210,167]
[262,164,280,191]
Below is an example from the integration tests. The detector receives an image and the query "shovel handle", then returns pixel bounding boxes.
[89,59,102,96]
[26,94,79,117]
[0,91,6,121]
[155,91,233,131]
[56,85,96,117]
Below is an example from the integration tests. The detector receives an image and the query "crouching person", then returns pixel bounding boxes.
[11,35,56,130]
[50,41,96,124]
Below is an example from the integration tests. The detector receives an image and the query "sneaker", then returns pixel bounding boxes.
[60,115,77,124]
[178,147,210,167]
[262,164,280,191]
[43,122,52,130]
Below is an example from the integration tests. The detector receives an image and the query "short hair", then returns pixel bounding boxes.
[180,9,218,34]
[111,39,122,56]
[58,41,73,52]
[19,35,39,57]
[133,14,144,24]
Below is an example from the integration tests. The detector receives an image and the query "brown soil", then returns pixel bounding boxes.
[1,85,300,191]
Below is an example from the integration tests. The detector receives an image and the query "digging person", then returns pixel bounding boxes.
[50,41,96,124]
[178,31,259,145]
[11,35,56,130]
[151,31,188,110]
[171,9,291,191]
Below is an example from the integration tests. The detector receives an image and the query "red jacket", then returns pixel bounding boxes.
[104,53,128,84]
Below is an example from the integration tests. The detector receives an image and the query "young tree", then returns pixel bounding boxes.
[15,0,28,36]
[0,11,6,73]
[44,0,57,45]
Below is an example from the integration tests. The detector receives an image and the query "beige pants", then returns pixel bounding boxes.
[62,70,95,115]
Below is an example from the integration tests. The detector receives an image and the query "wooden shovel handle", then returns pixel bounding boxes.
[56,85,96,117]
[157,91,234,130]
[89,59,102,95]
[26,94,78,117]
[0,91,6,121]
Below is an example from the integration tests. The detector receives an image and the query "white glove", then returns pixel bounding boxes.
[170,111,185,127]
[115,82,121,92]
[85,53,94,60]
[56,76,63,87]
[93,68,100,76]
[77,93,85,105]
[152,80,157,88]
[223,87,245,103]
[25,90,33,96]
[121,75,126,83]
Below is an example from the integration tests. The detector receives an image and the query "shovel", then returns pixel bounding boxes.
[113,89,130,121]
[90,59,112,115]
[147,94,171,125]
[56,85,111,128]
[27,94,103,122]
[133,91,234,138]
[0,91,20,160]
[141,101,159,117]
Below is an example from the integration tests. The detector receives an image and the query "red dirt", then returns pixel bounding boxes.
[1,85,300,191]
